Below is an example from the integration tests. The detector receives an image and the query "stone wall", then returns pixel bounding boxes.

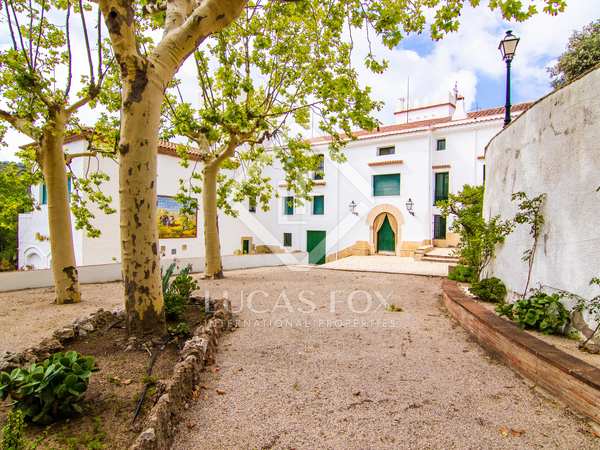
[483,68,600,322]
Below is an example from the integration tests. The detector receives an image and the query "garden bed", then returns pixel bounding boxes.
[457,283,600,370]
[442,279,600,426]
[0,298,232,449]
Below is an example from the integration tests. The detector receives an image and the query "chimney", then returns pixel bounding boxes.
[452,95,467,120]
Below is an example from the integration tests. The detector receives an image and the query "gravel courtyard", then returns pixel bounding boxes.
[172,266,597,449]
[0,266,597,448]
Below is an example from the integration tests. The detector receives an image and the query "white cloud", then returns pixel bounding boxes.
[350,0,600,125]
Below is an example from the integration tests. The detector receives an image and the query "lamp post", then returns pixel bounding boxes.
[498,30,520,126]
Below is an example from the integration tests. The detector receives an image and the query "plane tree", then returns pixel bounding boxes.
[0,0,114,303]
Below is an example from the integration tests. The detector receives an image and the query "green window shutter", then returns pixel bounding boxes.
[41,184,48,205]
[373,174,400,196]
[283,232,292,247]
[434,172,449,203]
[284,196,294,215]
[434,215,447,239]
[313,195,324,215]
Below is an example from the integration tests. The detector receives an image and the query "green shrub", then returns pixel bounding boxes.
[167,322,191,338]
[162,264,198,320]
[448,264,475,282]
[0,351,97,425]
[2,409,26,450]
[469,277,507,303]
[496,291,569,335]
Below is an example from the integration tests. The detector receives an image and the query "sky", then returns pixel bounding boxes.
[1,0,599,161]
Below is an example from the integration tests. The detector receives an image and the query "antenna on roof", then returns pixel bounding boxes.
[406,77,410,124]
[453,81,459,100]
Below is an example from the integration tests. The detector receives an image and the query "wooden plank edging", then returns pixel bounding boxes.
[442,279,600,425]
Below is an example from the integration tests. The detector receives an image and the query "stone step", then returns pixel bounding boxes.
[422,256,459,263]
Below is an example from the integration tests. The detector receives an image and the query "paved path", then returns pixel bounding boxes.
[321,255,450,276]
[174,267,597,449]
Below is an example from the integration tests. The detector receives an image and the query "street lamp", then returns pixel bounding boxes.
[499,30,520,126]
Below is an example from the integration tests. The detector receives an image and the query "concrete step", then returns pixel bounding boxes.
[422,255,459,264]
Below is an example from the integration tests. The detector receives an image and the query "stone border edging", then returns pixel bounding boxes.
[442,279,600,425]
[129,299,234,450]
[0,308,123,371]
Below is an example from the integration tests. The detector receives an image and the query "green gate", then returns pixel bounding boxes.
[377,215,395,253]
[307,230,326,265]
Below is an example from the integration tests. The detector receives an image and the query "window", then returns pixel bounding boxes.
[434,215,447,239]
[377,146,395,156]
[434,172,449,204]
[373,174,400,197]
[312,195,324,215]
[40,176,71,205]
[41,184,48,205]
[483,164,486,184]
[283,232,292,247]
[436,138,446,151]
[284,196,294,215]
[313,154,324,180]
[249,196,257,213]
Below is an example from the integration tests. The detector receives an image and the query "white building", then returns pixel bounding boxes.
[18,93,530,269]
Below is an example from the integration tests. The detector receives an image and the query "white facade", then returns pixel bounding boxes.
[18,94,529,269]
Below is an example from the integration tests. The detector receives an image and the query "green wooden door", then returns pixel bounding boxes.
[307,230,326,265]
[377,216,395,252]
[242,239,250,254]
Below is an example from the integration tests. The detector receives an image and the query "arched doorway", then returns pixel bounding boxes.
[367,204,404,256]
[374,213,398,254]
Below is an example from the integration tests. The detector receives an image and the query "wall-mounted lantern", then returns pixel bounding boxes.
[405,198,415,216]
[349,200,358,216]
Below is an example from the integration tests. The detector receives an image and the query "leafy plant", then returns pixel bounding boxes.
[497,291,569,335]
[469,278,507,303]
[167,322,191,338]
[438,185,514,280]
[0,351,98,424]
[162,264,198,320]
[556,277,600,350]
[1,409,25,450]
[385,304,403,312]
[448,264,476,283]
[548,19,600,89]
[512,192,546,299]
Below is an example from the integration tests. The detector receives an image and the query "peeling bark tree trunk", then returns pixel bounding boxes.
[202,163,223,279]
[99,0,246,337]
[119,75,167,338]
[40,109,82,304]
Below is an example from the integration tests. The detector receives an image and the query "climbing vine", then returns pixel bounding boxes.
[512,192,547,299]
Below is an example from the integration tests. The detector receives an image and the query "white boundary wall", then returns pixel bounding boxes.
[0,252,308,292]
[483,68,600,305]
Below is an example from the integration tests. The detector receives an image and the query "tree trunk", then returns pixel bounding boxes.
[203,163,224,279]
[40,109,81,304]
[119,76,166,338]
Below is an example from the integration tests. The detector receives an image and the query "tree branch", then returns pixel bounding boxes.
[0,109,37,139]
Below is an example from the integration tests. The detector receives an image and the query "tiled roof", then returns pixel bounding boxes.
[310,102,533,145]
[157,140,203,160]
[467,102,531,119]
